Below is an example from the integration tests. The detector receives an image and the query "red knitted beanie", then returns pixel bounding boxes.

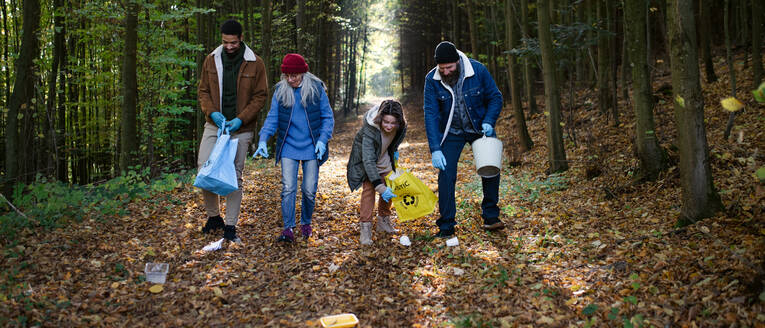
[281,53,309,74]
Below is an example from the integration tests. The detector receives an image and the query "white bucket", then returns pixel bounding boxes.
[471,136,503,178]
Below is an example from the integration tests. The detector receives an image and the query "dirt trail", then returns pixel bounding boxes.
[4,95,763,327]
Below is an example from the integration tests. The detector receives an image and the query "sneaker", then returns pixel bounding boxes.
[482,217,505,231]
[223,225,242,243]
[202,215,224,233]
[434,229,455,238]
[300,224,312,238]
[277,228,294,243]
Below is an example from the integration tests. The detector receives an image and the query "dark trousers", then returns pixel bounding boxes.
[435,132,500,231]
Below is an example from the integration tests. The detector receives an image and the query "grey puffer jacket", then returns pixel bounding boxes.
[346,105,407,192]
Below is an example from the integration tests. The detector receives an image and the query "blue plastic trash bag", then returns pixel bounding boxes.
[193,128,239,196]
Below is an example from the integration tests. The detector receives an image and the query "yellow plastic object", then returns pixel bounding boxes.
[320,313,359,328]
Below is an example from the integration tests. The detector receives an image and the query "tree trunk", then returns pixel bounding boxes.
[597,0,612,116]
[667,0,723,226]
[296,0,305,54]
[120,0,138,172]
[723,0,738,140]
[256,0,273,142]
[5,0,41,190]
[752,0,763,85]
[47,0,65,180]
[520,0,539,115]
[537,0,568,173]
[626,0,667,182]
[466,0,478,55]
[506,0,533,152]
[698,0,717,82]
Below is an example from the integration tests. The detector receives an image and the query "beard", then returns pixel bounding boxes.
[441,63,460,86]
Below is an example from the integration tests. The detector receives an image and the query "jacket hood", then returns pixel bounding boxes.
[432,50,474,80]
[364,104,381,130]
[210,43,257,62]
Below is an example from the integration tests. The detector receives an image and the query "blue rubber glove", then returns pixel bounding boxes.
[481,123,496,137]
[393,151,399,162]
[225,118,242,133]
[431,150,446,170]
[315,141,326,159]
[254,141,269,158]
[381,187,397,203]
[210,112,226,129]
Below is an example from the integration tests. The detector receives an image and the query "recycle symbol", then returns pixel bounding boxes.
[402,195,416,206]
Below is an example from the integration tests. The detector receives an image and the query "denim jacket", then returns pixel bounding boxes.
[423,51,503,152]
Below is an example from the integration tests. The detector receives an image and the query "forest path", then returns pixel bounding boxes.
[4,97,763,327]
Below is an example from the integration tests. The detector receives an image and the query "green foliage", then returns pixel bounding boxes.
[582,303,599,316]
[0,168,191,246]
[507,173,568,203]
[451,314,495,328]
[509,21,610,69]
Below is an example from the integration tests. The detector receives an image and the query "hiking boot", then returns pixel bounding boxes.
[360,222,373,245]
[482,217,505,231]
[223,225,242,243]
[277,228,294,243]
[376,215,398,233]
[202,215,224,233]
[434,228,455,238]
[300,224,312,238]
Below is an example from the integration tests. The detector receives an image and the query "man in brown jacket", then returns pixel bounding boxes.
[197,19,268,243]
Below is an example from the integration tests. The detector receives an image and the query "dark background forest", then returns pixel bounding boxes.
[0,0,763,326]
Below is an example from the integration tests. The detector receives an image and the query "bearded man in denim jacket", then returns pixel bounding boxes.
[423,41,505,240]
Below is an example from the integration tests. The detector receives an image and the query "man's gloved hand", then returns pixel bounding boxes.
[315,141,326,159]
[481,123,496,137]
[431,150,446,170]
[393,151,399,162]
[254,141,269,158]
[210,112,226,129]
[225,118,242,133]
[381,187,397,203]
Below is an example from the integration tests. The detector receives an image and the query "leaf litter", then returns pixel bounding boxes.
[1,57,764,327]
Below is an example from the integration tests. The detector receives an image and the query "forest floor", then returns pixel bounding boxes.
[2,59,764,327]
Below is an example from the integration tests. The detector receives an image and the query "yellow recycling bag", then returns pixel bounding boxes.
[386,169,438,222]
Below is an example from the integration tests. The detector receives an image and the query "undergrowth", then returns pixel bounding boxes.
[0,166,192,246]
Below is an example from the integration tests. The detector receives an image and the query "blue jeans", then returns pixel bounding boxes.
[280,158,319,229]
[435,133,500,231]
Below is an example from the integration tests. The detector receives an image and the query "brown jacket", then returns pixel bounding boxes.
[197,44,268,133]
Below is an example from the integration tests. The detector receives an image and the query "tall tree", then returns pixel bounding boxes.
[752,0,763,85]
[520,0,539,115]
[698,0,717,82]
[537,0,568,173]
[120,0,139,172]
[722,0,738,140]
[466,0,478,55]
[596,0,613,117]
[667,0,723,225]
[506,0,533,152]
[47,0,66,180]
[626,0,666,182]
[296,0,306,54]
[5,0,41,190]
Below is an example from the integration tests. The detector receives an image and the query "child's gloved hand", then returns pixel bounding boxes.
[381,187,397,203]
